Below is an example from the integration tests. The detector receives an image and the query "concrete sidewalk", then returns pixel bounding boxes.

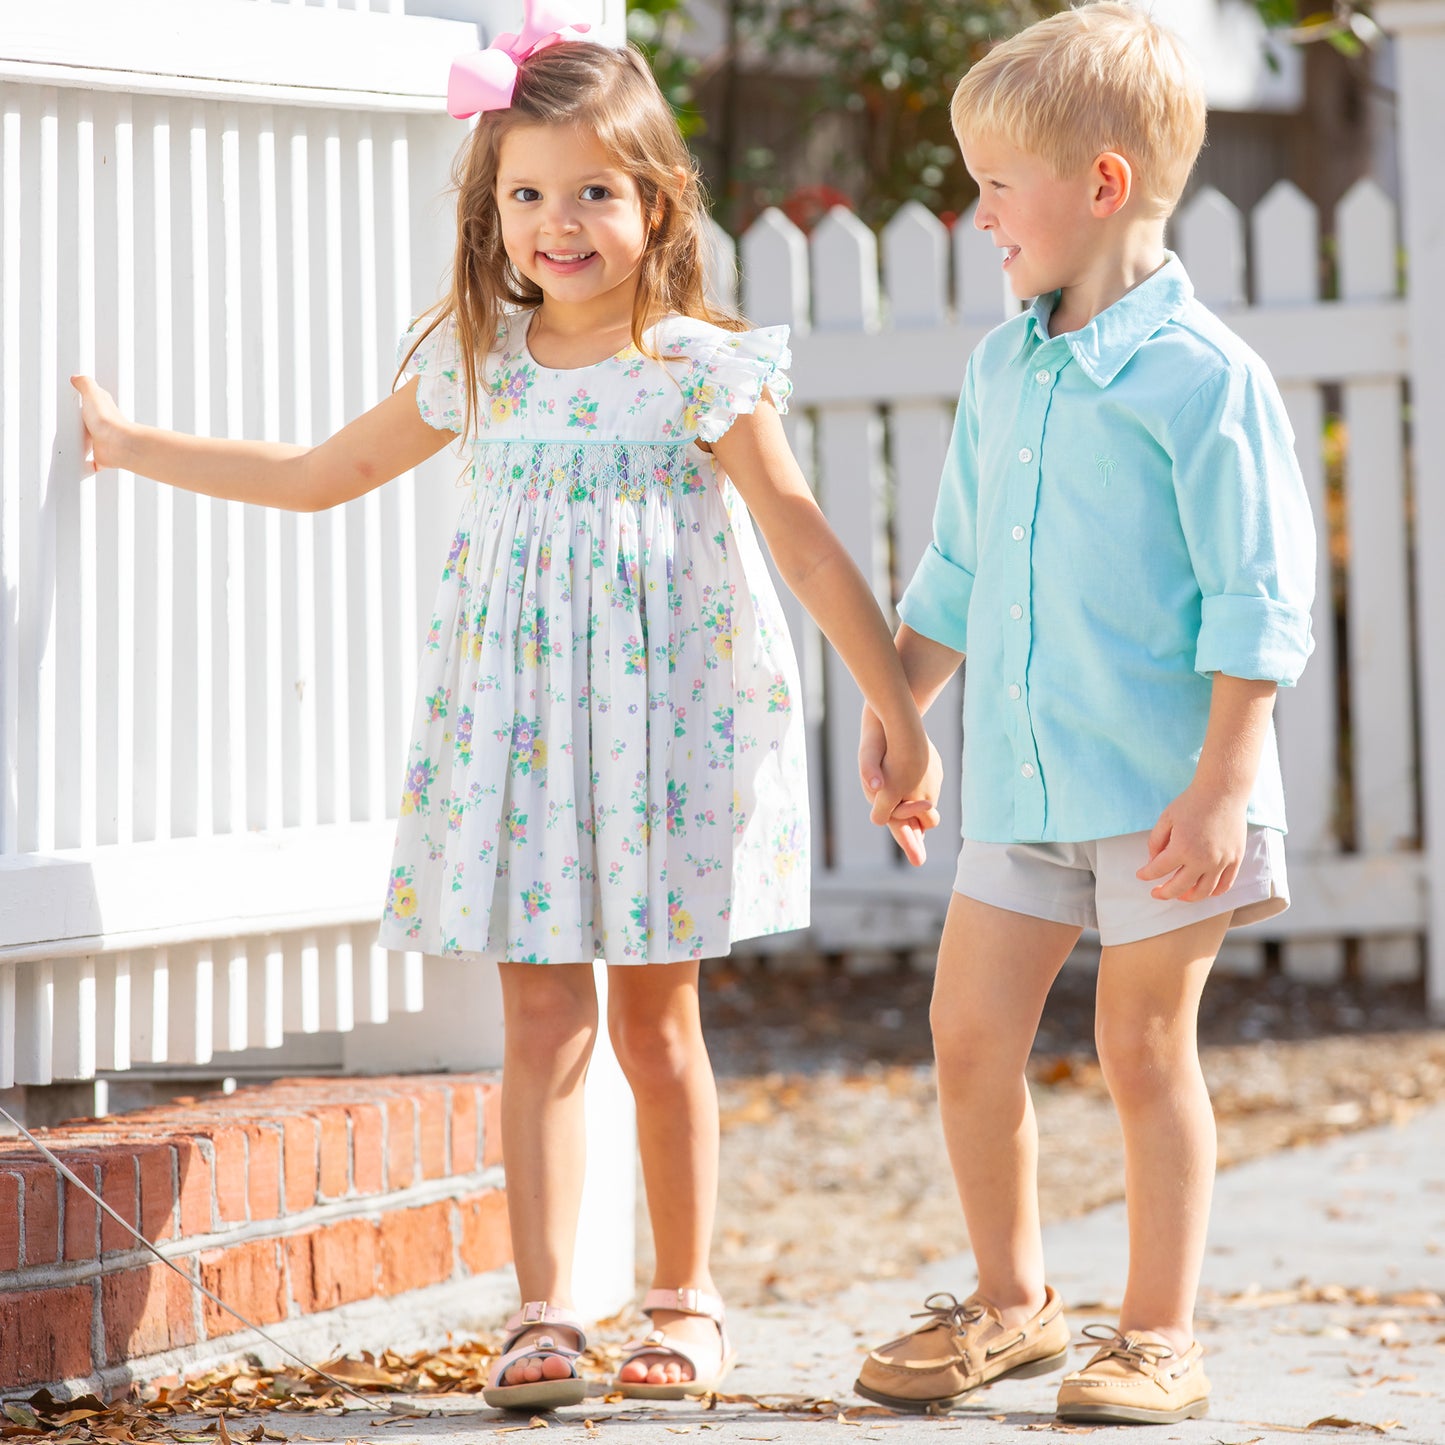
[262,1100,1445,1443]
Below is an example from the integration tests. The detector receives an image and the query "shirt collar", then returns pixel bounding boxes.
[1015,252,1193,388]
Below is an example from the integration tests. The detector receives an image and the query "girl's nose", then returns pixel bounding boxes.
[542,204,580,234]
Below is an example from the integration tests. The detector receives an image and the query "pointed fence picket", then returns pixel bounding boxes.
[733,179,1428,986]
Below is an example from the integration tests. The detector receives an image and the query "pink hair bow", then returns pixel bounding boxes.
[447,0,592,119]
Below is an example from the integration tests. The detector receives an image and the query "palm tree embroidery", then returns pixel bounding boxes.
[1095,453,1117,486]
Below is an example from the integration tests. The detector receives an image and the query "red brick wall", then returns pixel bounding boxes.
[0,1075,510,1393]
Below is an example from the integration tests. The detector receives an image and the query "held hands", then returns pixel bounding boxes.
[1137,783,1249,901]
[858,705,943,867]
[69,375,126,473]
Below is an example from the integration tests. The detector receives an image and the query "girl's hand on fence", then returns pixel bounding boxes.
[70,375,126,473]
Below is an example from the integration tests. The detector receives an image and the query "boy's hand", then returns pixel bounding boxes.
[1137,783,1248,901]
[70,375,127,473]
[859,705,943,866]
[886,793,942,867]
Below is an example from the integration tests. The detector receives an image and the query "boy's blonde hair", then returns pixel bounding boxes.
[401,42,742,438]
[951,2,1206,219]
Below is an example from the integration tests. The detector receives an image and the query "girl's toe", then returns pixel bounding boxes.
[540,1353,574,1381]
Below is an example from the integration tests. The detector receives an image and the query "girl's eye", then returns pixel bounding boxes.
[581,184,611,202]
[512,186,541,203]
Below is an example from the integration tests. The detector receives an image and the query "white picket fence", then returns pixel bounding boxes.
[715,179,1430,992]
[2,0,1443,1093]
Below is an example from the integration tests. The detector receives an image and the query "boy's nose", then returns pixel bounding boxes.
[973,205,994,232]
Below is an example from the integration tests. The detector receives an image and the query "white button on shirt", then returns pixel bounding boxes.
[1035,369,1050,384]
[1020,763,1036,779]
[1008,684,1021,699]
[1011,525,1025,540]
[1018,447,1033,463]
[1009,603,1023,619]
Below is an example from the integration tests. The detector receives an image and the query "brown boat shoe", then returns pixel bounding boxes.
[854,1286,1070,1413]
[1055,1325,1210,1424]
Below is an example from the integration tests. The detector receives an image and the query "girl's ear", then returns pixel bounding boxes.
[651,166,689,232]
[1090,151,1133,218]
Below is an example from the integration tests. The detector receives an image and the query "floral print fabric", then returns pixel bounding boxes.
[377,311,809,964]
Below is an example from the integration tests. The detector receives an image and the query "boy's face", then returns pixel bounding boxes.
[961,133,1098,301]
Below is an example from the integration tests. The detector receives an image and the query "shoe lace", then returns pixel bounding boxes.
[913,1292,988,1332]
[1079,1323,1175,1367]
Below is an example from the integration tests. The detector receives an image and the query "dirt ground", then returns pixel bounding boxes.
[634,951,1445,1307]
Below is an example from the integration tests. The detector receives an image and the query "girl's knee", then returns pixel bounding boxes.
[608,1005,705,1086]
[504,969,599,1053]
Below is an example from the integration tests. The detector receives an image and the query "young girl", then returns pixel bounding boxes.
[72,11,939,1415]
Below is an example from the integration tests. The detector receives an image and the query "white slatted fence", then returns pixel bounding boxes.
[728,178,1433,992]
[0,1,482,1086]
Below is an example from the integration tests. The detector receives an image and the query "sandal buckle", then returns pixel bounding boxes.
[520,1300,549,1323]
[676,1287,700,1313]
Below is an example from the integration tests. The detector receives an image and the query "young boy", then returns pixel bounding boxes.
[854,2,1316,1425]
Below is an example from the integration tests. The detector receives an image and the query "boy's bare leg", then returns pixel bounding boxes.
[1095,913,1230,1354]
[931,894,1082,1323]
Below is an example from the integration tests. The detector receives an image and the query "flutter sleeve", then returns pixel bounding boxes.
[688,325,794,444]
[396,314,466,435]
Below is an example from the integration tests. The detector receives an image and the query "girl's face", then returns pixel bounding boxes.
[495,122,650,325]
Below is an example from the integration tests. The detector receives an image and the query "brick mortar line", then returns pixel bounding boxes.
[30,1267,519,1403]
[0,1164,507,1291]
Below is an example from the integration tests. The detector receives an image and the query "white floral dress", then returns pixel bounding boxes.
[375,310,810,964]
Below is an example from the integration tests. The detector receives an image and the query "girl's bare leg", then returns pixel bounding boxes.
[930,895,1081,1324]
[607,962,722,1387]
[1094,913,1229,1356]
[496,960,599,1385]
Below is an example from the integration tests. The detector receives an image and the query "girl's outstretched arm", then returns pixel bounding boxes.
[712,397,941,862]
[70,374,453,512]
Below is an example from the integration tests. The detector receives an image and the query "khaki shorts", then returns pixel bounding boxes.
[952,826,1289,946]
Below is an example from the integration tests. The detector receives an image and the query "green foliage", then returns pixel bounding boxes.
[627,0,706,137]
[730,0,1063,226]
[630,0,1378,231]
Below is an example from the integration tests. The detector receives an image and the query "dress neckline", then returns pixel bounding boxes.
[519,313,643,374]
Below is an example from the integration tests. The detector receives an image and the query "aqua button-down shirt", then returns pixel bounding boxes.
[898,255,1316,844]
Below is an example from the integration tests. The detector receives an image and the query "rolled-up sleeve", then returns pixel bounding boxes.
[897,362,980,655]
[1168,364,1316,685]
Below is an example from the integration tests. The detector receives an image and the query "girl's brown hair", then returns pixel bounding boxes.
[400,41,743,439]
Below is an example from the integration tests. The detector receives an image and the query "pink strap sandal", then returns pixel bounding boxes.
[483,1300,589,1411]
[615,1286,737,1399]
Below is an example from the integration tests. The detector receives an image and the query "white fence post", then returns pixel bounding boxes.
[1375,0,1445,1015]
[882,202,962,878]
[1251,181,1345,983]
[1337,179,1419,980]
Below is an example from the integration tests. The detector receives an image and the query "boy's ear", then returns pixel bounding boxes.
[1090,151,1133,218]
